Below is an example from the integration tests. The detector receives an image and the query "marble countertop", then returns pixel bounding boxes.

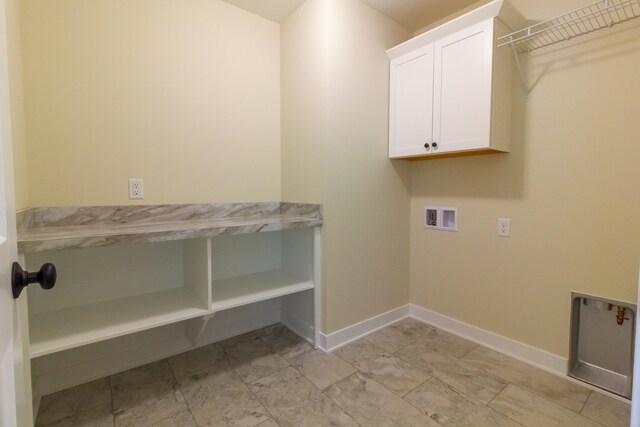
[18,202,322,253]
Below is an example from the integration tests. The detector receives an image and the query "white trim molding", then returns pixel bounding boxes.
[319,305,410,351]
[319,303,566,377]
[409,304,568,376]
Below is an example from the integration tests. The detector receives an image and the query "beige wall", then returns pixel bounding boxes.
[5,0,28,211]
[18,0,413,335]
[17,0,635,356]
[20,0,281,206]
[324,0,412,333]
[282,0,412,333]
[410,5,640,356]
[281,0,327,204]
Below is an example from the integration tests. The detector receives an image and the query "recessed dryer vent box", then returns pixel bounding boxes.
[569,292,636,398]
[441,208,458,232]
[423,207,458,232]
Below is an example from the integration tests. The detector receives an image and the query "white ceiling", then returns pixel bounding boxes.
[359,0,484,32]
[220,0,483,29]
[221,0,306,23]
[219,0,520,32]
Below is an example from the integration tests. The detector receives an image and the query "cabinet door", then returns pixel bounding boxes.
[389,45,434,158]
[433,19,494,154]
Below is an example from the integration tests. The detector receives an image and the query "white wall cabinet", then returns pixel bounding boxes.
[433,20,494,154]
[389,45,435,157]
[388,0,513,159]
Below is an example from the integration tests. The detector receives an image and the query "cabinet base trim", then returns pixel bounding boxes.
[402,148,507,161]
[281,312,315,346]
[33,305,281,397]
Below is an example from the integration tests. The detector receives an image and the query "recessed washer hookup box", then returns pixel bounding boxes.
[569,292,636,399]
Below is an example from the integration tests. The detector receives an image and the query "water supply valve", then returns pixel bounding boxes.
[616,306,629,325]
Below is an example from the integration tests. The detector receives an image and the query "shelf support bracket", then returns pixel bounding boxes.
[511,43,529,102]
[185,312,217,347]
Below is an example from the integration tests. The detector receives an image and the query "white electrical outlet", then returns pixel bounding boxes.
[497,218,511,237]
[129,179,144,200]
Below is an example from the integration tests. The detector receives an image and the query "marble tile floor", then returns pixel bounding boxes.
[36,319,631,427]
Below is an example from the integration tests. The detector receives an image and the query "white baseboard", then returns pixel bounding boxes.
[319,305,410,351]
[409,304,568,376]
[316,302,566,379]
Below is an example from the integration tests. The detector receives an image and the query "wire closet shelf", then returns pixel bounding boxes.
[498,0,640,53]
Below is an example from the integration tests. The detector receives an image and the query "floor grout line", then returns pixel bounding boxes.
[458,344,479,359]
[320,371,366,427]
[453,345,599,416]
[399,373,432,398]
[579,390,593,415]
[396,377,446,427]
[490,382,612,426]
[107,372,116,425]
[249,383,281,427]
[483,382,530,427]
[486,381,510,407]
[172,368,195,427]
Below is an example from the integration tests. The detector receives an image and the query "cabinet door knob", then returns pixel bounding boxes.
[424,143,430,150]
[432,142,438,148]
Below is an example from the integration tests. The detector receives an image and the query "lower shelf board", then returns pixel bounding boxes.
[29,288,209,358]
[29,270,315,358]
[211,269,314,312]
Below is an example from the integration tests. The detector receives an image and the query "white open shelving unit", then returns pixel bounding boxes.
[29,288,208,358]
[25,227,321,360]
[211,270,314,312]
[26,240,209,357]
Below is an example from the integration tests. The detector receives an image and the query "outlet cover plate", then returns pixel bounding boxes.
[497,218,511,237]
[129,179,144,200]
